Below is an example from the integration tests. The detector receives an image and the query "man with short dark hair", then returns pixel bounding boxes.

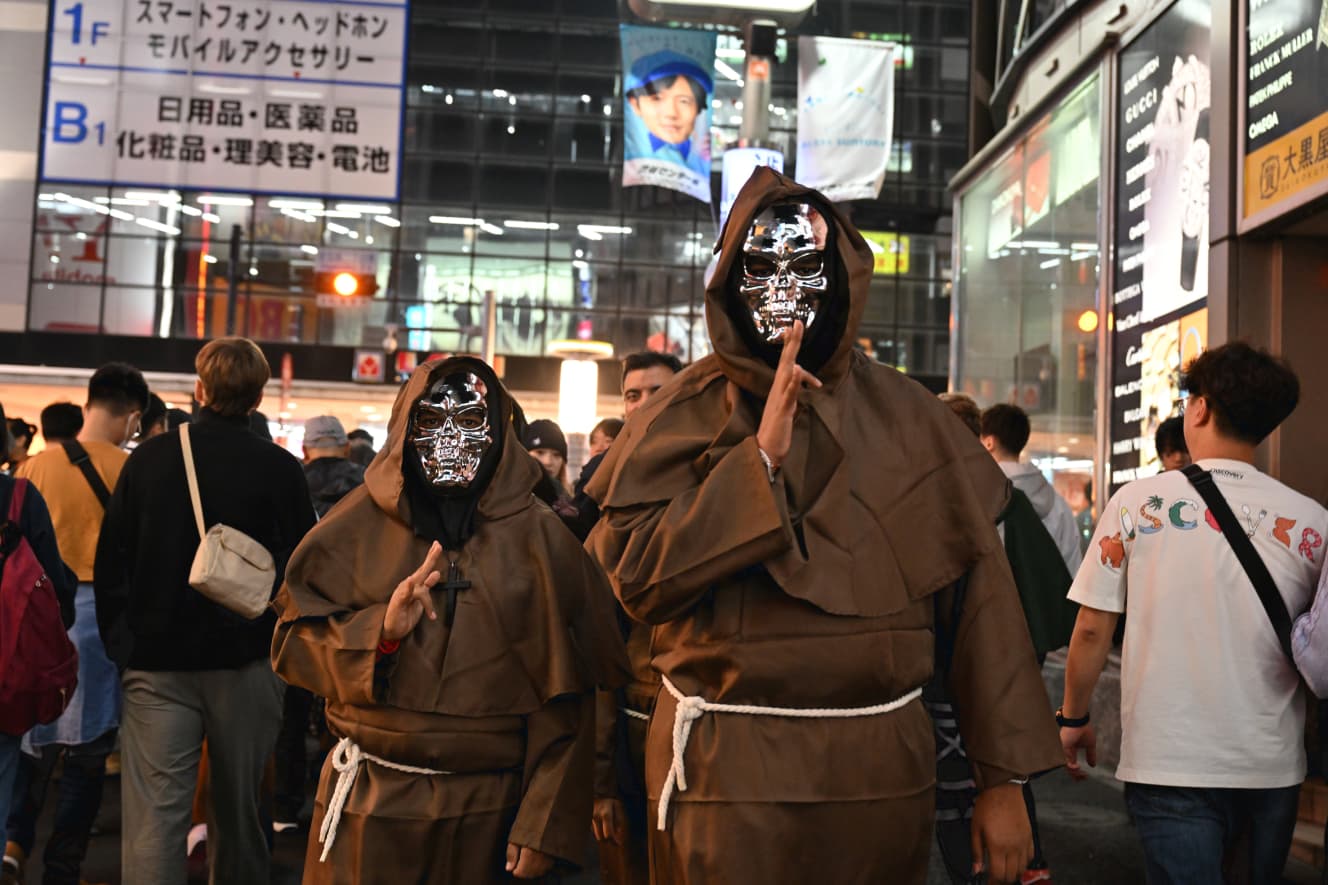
[981,403,1084,575]
[621,352,683,414]
[95,338,316,885]
[136,394,168,442]
[39,403,83,446]
[7,362,147,885]
[1062,341,1328,883]
[1153,415,1189,471]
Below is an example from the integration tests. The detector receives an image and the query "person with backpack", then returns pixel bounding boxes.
[1062,342,1328,883]
[4,365,147,885]
[94,338,316,885]
[0,402,78,873]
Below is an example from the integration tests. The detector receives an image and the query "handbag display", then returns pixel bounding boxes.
[180,423,276,620]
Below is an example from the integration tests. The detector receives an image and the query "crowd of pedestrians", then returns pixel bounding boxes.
[4,168,1325,885]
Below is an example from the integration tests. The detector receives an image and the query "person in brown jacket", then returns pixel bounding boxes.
[585,168,1063,885]
[272,357,629,884]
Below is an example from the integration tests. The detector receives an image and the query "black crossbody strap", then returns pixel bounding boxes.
[1182,463,1293,662]
[61,441,111,509]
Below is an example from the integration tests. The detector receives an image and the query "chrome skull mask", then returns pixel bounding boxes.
[739,203,830,342]
[409,372,492,489]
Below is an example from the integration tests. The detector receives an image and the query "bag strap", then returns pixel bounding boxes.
[179,424,207,540]
[61,441,111,508]
[1182,463,1294,662]
[6,478,27,523]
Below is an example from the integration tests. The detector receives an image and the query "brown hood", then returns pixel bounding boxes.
[588,171,1010,618]
[363,356,541,529]
[706,166,874,393]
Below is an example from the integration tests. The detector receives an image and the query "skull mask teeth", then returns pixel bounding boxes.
[410,372,492,489]
[738,202,830,343]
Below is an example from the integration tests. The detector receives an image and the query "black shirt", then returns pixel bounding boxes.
[94,408,316,671]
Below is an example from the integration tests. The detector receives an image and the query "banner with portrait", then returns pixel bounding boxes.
[796,36,898,202]
[620,24,717,204]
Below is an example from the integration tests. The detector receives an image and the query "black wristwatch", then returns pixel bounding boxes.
[1055,707,1090,728]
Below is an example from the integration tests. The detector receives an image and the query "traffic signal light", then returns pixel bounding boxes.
[313,270,379,297]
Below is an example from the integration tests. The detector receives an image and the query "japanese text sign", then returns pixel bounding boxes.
[42,0,408,199]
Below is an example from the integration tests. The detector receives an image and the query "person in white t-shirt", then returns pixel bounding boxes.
[1060,341,1327,884]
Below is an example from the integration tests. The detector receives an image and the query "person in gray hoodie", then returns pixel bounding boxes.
[302,416,366,520]
[980,403,1084,576]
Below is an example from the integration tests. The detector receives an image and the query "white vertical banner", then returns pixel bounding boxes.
[795,37,898,202]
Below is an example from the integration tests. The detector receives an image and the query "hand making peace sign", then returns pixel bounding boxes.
[382,541,444,642]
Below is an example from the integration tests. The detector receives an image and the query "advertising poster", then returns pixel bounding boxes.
[795,36,898,202]
[1111,0,1211,491]
[1242,0,1328,220]
[620,24,716,204]
[42,0,409,199]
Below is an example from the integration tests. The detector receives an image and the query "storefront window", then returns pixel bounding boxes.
[954,74,1101,496]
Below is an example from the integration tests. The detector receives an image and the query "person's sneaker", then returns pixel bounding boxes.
[1021,867,1052,884]
[2,842,25,885]
[272,819,299,834]
[185,824,208,882]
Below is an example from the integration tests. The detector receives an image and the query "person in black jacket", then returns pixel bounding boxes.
[301,416,365,520]
[0,402,76,867]
[94,338,316,885]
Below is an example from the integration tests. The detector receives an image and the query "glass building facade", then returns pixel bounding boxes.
[25,0,971,387]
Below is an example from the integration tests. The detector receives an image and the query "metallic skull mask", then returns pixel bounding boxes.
[739,203,830,342]
[409,372,492,489]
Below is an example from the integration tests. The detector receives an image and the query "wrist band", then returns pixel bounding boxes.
[1055,707,1090,728]
[377,637,401,656]
[757,446,779,483]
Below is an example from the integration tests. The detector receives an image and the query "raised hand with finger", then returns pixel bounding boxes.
[382,540,444,642]
[755,319,823,472]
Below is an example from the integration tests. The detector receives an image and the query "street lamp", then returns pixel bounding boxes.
[547,339,614,435]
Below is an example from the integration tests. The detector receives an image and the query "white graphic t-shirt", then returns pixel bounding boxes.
[1070,459,1328,788]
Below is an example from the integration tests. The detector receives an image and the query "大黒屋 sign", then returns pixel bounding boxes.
[42,0,408,199]
[1241,0,1328,222]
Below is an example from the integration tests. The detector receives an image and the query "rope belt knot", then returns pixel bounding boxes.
[318,736,454,862]
[656,676,924,831]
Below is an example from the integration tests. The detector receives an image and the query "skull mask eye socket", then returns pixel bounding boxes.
[787,252,824,279]
[743,254,778,280]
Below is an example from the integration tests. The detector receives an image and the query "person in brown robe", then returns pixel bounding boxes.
[272,357,629,885]
[585,168,1065,885]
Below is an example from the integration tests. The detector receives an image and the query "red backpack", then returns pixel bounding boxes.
[0,479,79,735]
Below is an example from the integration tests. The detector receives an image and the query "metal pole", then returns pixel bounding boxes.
[740,19,777,148]
[225,223,242,336]
[481,289,497,365]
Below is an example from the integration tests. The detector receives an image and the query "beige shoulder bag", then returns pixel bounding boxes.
[180,424,276,620]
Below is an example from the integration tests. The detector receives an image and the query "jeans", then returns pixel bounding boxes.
[1124,782,1300,885]
[4,729,115,885]
[0,733,20,848]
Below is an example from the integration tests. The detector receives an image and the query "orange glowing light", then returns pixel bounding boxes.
[1077,309,1099,334]
[332,272,359,297]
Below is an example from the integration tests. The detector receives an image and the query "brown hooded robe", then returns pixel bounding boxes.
[585,169,1063,885]
[272,358,629,885]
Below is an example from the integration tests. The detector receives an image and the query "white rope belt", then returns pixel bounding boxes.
[318,736,453,862]
[656,676,923,831]
[621,707,651,722]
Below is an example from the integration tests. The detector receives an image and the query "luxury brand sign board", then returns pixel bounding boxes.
[1111,0,1211,490]
[1242,0,1328,220]
[42,0,408,199]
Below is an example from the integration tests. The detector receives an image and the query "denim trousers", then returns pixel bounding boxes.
[4,728,116,885]
[0,733,20,848]
[1124,781,1300,885]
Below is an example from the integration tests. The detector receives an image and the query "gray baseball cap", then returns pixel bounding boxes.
[304,415,348,448]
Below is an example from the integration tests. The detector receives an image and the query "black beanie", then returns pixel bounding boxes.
[523,419,568,460]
